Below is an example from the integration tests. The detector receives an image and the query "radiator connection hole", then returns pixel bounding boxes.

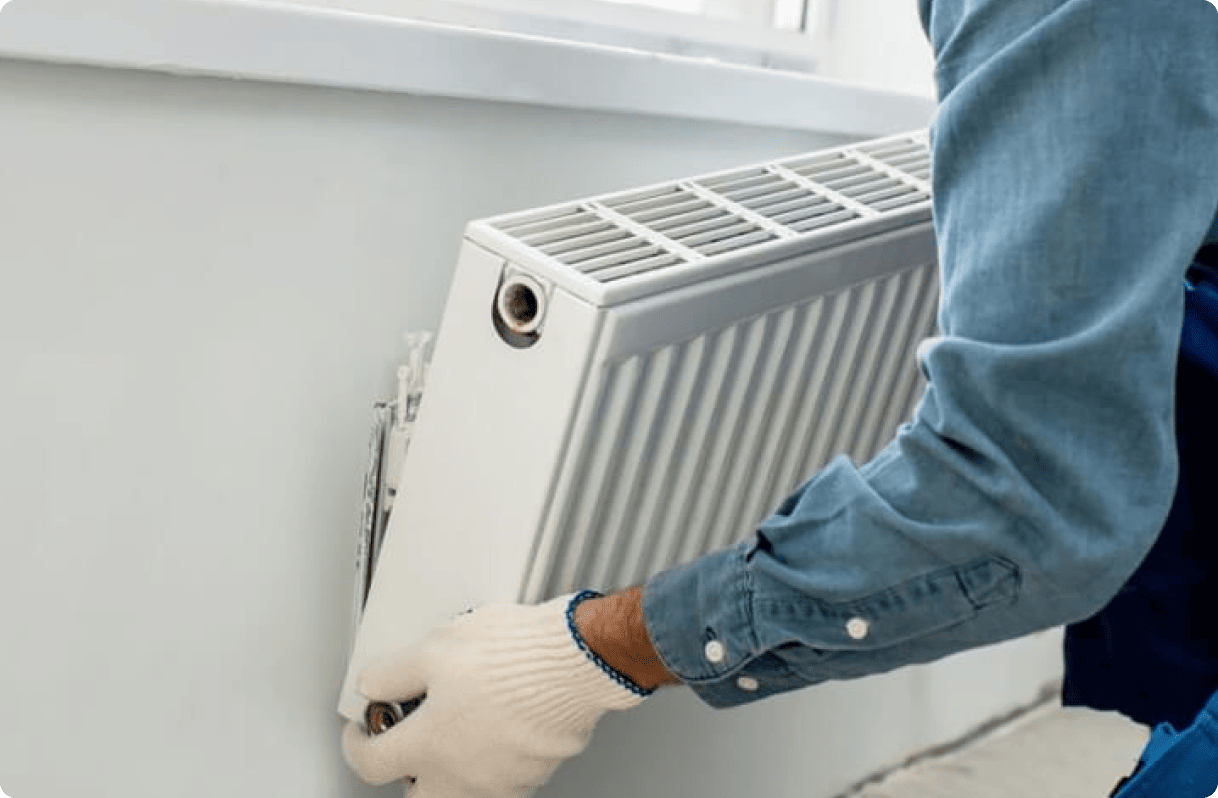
[493,274,546,347]
[502,283,539,330]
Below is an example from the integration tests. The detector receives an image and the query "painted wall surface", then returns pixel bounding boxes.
[0,58,1059,798]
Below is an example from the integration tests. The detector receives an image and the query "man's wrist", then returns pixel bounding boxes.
[573,586,681,691]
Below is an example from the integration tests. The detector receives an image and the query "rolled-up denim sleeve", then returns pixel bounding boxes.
[644,0,1218,709]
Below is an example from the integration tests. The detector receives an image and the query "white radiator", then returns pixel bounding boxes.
[339,131,939,722]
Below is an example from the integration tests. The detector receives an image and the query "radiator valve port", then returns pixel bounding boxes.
[493,272,547,347]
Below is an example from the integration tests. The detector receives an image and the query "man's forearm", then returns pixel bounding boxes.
[574,586,681,691]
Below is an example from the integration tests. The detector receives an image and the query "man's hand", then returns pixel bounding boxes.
[342,592,673,797]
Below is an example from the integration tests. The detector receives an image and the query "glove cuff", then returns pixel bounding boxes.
[477,593,647,726]
[566,590,655,701]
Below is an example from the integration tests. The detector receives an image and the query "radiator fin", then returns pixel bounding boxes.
[488,133,932,286]
[535,260,940,598]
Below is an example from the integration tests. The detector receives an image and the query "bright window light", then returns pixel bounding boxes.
[597,0,809,30]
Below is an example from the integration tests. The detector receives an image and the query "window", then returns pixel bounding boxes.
[283,0,935,97]
[306,0,822,71]
[599,0,810,31]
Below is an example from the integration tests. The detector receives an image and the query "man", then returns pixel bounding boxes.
[343,0,1218,795]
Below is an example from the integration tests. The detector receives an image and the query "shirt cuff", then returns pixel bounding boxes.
[642,540,808,708]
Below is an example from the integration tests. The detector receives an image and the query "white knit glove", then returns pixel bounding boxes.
[342,592,648,797]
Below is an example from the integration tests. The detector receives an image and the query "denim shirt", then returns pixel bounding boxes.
[642,0,1218,709]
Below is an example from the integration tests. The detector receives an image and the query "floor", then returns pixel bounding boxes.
[842,703,1150,798]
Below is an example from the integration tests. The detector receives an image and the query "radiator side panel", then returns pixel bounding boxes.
[339,241,602,721]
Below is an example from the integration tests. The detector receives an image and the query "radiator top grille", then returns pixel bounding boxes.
[487,132,930,287]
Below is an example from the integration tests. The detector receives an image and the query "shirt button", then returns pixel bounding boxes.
[736,676,760,692]
[703,640,726,664]
[846,617,870,640]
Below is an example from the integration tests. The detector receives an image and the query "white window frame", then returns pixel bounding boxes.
[0,0,935,137]
[282,0,821,71]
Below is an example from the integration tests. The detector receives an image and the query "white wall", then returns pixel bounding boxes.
[0,57,1057,798]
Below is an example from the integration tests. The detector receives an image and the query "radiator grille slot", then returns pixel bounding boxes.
[696,169,859,233]
[532,260,940,599]
[487,133,932,287]
[602,186,780,257]
[495,206,673,276]
[857,138,933,187]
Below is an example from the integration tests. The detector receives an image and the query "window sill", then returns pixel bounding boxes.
[0,0,935,136]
